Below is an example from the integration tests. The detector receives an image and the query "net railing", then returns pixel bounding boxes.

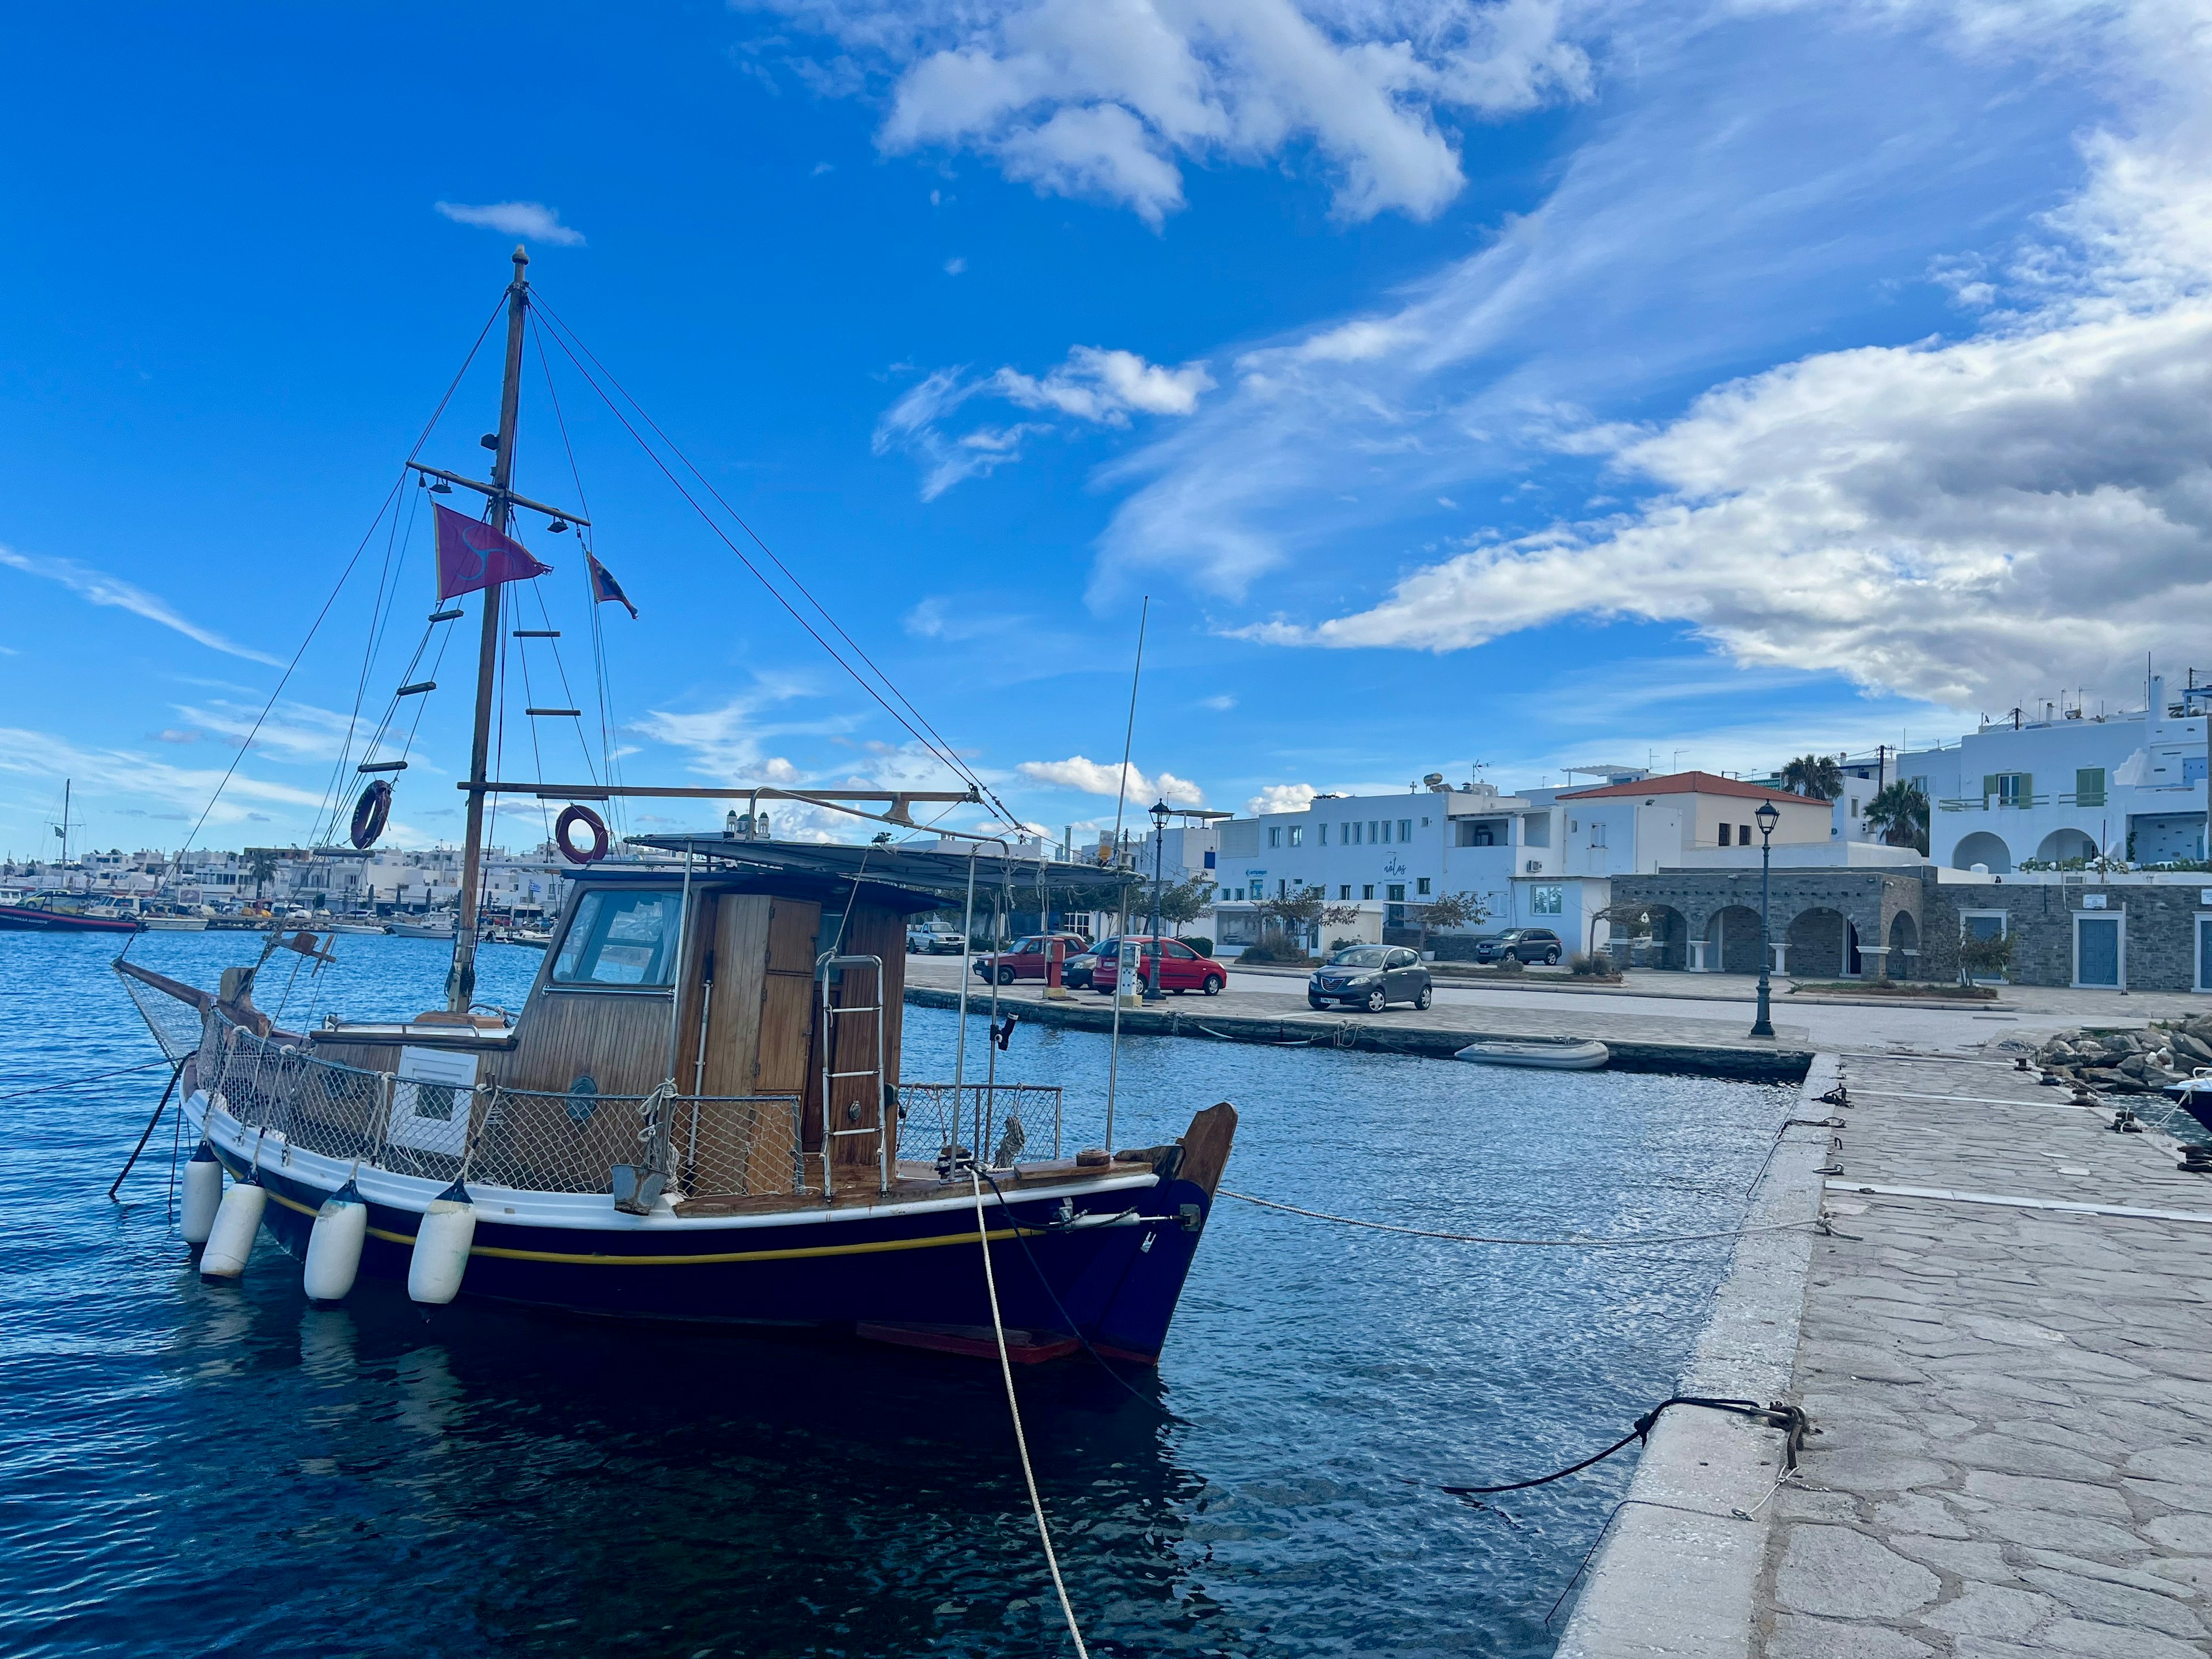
[121,974,211,1065]
[893,1082,1065,1168]
[196,1013,805,1199]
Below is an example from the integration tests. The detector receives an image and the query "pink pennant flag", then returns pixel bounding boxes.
[434,503,554,601]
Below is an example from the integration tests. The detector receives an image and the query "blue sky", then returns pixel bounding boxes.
[3,1,2209,856]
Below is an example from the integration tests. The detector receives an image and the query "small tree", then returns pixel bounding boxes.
[1413,889,1488,950]
[1956,927,2014,987]
[1862,782,1929,854]
[1256,887,1362,956]
[245,848,280,903]
[1154,872,1217,937]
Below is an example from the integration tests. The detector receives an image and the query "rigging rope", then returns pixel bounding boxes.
[531,302,1018,828]
[166,288,509,887]
[969,1169,1092,1659]
[0,1058,175,1102]
[1217,1188,1820,1249]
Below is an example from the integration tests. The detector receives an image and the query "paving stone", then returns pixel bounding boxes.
[1888,1535,2019,1583]
[1964,1471,2133,1519]
[1772,1487,1862,1523]
[2032,1617,2211,1659]
[2017,1568,2207,1638]
[2121,1445,2212,1483]
[2143,1514,2210,1551]
[2121,1476,2212,1516]
[1915,1584,2054,1638]
[2142,1556,2212,1594]
[2019,1551,2203,1602]
[1775,1524,1941,1619]
[1943,1433,2119,1482]
[1872,1494,1972,1539]
[1767,1612,1933,1658]
[1977,1508,2147,1555]
[1804,1449,1952,1494]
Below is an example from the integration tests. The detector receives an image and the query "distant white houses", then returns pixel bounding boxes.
[1900,674,2209,872]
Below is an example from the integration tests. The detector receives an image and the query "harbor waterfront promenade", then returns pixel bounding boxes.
[1565,1050,2212,1658]
[910,957,2212,1655]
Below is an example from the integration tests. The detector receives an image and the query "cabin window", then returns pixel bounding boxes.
[552,889,683,987]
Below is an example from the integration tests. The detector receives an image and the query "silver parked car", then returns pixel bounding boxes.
[1308,945,1432,1013]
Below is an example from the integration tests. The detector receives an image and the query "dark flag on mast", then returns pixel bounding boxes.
[586,551,639,619]
[434,503,554,600]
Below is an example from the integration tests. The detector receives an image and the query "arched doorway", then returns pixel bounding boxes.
[1622,904,1688,970]
[1887,911,1921,979]
[2034,827,2099,865]
[1704,904,1766,974]
[1953,831,2012,873]
[1786,906,1859,979]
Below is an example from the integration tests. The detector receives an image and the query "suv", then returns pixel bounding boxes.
[1472,927,1563,966]
[1309,945,1433,1012]
[971,933,1092,984]
[906,923,964,955]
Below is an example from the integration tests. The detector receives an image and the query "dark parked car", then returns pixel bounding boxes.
[1308,945,1432,1012]
[1060,937,1117,990]
[971,933,1091,985]
[1471,927,1564,966]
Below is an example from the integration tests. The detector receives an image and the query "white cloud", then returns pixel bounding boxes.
[0,726,327,830]
[1085,0,2212,717]
[1017,753,1205,805]
[1199,692,1237,711]
[0,545,286,666]
[762,0,1590,225]
[1243,5,2212,710]
[876,344,1211,496]
[433,200,587,247]
[1245,781,1315,815]
[944,256,968,274]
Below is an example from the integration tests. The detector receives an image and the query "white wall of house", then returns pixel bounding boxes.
[1902,675,2209,872]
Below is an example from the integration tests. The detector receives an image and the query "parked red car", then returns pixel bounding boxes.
[971,933,1092,985]
[1092,935,1228,997]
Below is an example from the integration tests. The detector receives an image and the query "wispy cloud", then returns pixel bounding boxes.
[0,726,327,830]
[875,346,1213,498]
[1017,754,1204,805]
[753,0,1591,226]
[433,200,586,247]
[0,544,285,666]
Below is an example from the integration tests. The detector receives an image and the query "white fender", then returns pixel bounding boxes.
[200,1179,267,1278]
[407,1181,478,1305]
[302,1180,369,1302]
[180,1143,224,1244]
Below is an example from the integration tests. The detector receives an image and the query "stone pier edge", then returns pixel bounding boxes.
[1553,1052,1839,1659]
[901,986,1815,1084]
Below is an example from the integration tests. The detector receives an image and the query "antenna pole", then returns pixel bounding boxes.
[447,245,531,1014]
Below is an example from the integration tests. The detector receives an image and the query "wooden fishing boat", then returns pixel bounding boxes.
[1455,1036,1609,1070]
[115,248,1233,1365]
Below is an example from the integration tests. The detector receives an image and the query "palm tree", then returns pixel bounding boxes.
[1861,782,1929,854]
[1781,753,1844,801]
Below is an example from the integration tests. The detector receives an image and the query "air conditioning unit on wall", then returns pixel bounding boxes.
[1525,859,1543,873]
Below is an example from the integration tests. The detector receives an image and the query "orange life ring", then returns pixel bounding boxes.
[555,804,611,864]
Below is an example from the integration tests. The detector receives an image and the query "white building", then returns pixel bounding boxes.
[1902,675,2210,873]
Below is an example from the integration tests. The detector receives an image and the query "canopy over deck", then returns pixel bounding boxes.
[619,835,1143,914]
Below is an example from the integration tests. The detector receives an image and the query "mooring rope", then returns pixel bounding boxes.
[969,1170,1090,1658]
[1218,1189,1820,1249]
[1437,1395,1808,1497]
[0,1057,175,1103]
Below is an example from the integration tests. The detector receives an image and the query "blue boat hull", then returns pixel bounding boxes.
[215,1146,1215,1364]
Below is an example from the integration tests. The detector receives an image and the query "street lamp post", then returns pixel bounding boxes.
[1752,798,1780,1039]
[1144,799,1171,1001]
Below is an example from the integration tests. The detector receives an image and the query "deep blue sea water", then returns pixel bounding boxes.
[0,931,1793,1658]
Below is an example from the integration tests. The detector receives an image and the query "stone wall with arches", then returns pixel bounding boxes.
[1611,869,1933,980]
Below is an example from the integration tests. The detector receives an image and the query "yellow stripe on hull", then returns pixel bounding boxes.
[263,1184,1037,1265]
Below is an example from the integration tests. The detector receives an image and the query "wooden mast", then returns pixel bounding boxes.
[445,245,531,1014]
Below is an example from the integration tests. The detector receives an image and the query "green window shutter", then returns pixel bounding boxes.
[1982,774,1999,806]
[2077,767,2105,806]
[2019,772,2032,806]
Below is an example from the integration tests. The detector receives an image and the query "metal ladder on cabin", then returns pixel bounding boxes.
[817,953,889,1195]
